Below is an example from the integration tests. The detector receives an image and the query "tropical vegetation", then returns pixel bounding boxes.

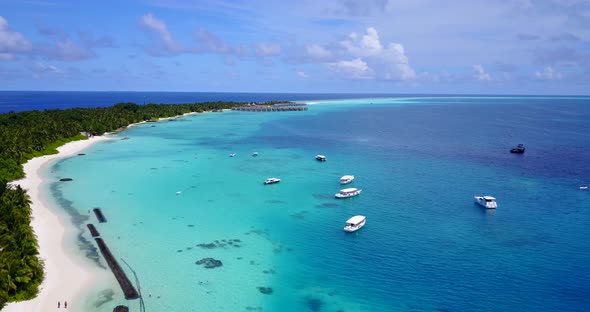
[0,101,247,308]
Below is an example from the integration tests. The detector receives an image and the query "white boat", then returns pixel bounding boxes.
[229,153,236,157]
[343,215,366,232]
[264,178,281,185]
[253,152,259,157]
[580,186,588,190]
[335,187,362,198]
[315,155,326,161]
[474,195,497,209]
[340,175,354,185]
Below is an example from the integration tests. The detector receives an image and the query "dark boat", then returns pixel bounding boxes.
[510,144,525,154]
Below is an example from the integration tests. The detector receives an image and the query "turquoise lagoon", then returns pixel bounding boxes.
[47,97,590,312]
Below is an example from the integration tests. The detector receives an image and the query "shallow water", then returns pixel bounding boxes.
[48,96,590,311]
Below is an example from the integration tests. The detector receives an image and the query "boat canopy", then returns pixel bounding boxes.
[346,215,366,225]
[340,175,354,180]
[340,188,358,193]
[482,196,496,200]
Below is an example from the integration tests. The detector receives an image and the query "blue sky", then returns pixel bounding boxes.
[0,0,589,94]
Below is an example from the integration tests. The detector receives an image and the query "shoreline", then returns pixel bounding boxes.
[3,111,213,311]
[5,135,113,312]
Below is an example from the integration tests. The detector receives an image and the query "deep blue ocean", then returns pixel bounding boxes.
[6,92,590,311]
[0,91,419,113]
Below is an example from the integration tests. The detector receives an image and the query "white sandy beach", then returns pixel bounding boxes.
[5,136,113,312]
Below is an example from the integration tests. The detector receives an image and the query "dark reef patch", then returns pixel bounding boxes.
[290,211,308,219]
[315,203,339,209]
[196,257,223,269]
[257,287,273,295]
[305,297,323,312]
[196,243,217,249]
[196,238,243,249]
[50,182,104,268]
[265,199,286,204]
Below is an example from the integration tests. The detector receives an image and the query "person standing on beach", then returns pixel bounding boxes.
[64,301,68,308]
[58,301,60,308]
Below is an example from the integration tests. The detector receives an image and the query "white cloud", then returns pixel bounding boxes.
[473,64,492,81]
[338,27,415,80]
[255,43,281,57]
[379,43,416,80]
[329,58,373,79]
[193,28,232,54]
[139,13,182,54]
[535,66,562,80]
[296,70,308,78]
[29,62,64,79]
[0,53,15,61]
[48,38,94,60]
[0,16,32,58]
[341,27,382,57]
[305,44,332,61]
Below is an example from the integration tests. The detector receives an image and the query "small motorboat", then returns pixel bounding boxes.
[343,215,366,232]
[580,186,588,190]
[335,188,362,198]
[474,195,497,209]
[252,152,259,157]
[176,191,182,195]
[229,153,236,157]
[264,178,281,185]
[340,175,354,185]
[510,144,525,154]
[315,155,326,161]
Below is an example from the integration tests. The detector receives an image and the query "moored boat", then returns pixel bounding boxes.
[229,153,236,157]
[340,175,354,184]
[474,195,497,209]
[343,215,366,232]
[510,144,525,154]
[264,178,281,185]
[253,152,259,157]
[315,155,326,161]
[335,188,362,198]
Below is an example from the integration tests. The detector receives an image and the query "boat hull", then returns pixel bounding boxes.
[474,197,497,209]
[340,176,354,185]
[335,189,362,198]
[344,220,366,232]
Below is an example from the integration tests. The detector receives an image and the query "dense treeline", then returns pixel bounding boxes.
[0,101,242,181]
[0,101,244,308]
[0,183,42,309]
